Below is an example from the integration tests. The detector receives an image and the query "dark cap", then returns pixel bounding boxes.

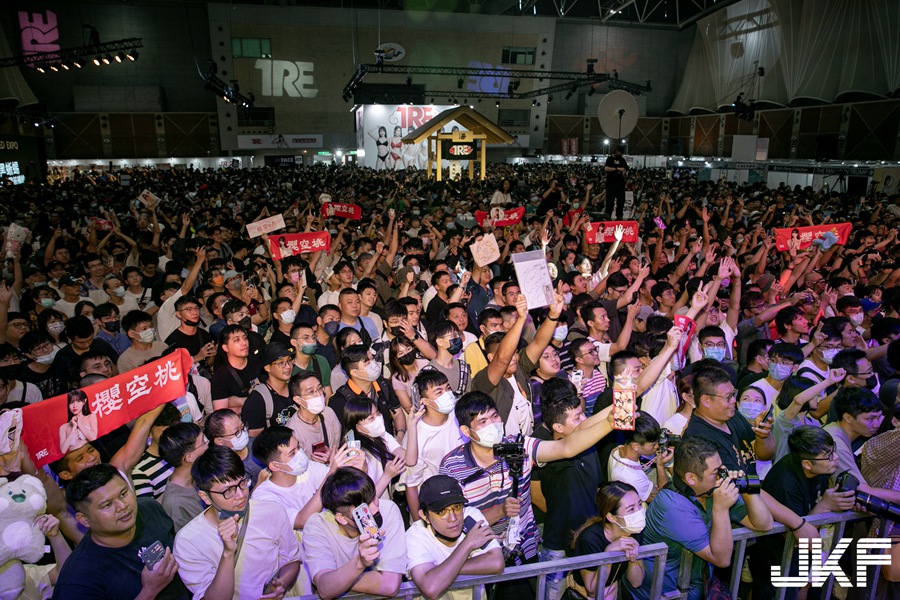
[756,273,776,293]
[58,275,83,287]
[261,342,294,365]
[418,475,467,512]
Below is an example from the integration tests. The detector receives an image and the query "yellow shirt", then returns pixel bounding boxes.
[463,339,489,377]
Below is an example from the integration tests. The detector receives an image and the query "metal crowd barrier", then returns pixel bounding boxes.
[293,541,669,599]
[670,510,882,600]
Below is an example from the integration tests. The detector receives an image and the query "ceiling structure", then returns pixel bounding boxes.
[199,0,741,29]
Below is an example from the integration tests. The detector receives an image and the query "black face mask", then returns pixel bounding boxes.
[390,326,404,338]
[104,320,120,332]
[447,338,464,355]
[238,316,252,330]
[864,374,879,390]
[184,319,201,327]
[397,352,417,366]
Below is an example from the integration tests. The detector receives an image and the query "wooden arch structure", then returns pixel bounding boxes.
[401,106,515,181]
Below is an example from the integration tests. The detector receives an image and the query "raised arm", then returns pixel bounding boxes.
[524,294,565,365]
[484,295,527,386]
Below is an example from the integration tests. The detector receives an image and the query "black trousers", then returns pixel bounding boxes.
[605,185,626,218]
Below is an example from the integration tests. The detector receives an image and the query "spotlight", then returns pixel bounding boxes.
[102,54,112,64]
[496,100,500,108]
[93,56,102,66]
[547,95,553,103]
[73,58,83,68]
[115,52,124,63]
[603,139,610,145]
[49,64,59,72]
[61,62,70,71]
[532,100,536,107]
[126,50,138,61]
[457,78,464,89]
[36,64,46,73]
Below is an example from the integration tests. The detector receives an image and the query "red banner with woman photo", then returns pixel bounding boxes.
[321,202,362,220]
[20,349,192,468]
[585,221,640,245]
[774,222,852,252]
[475,207,525,228]
[269,232,332,260]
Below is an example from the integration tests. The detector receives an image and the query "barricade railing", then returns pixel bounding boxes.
[293,541,669,600]
[671,510,883,600]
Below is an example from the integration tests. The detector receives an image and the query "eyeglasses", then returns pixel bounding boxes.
[180,306,201,313]
[432,503,464,519]
[220,426,248,440]
[706,392,738,402]
[207,475,251,499]
[272,358,293,368]
[806,450,836,462]
[855,370,875,378]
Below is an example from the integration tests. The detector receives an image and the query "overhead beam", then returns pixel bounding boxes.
[0,38,143,69]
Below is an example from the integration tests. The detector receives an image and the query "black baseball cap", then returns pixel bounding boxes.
[418,475,467,512]
[261,342,294,365]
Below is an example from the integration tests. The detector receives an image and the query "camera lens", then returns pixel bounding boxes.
[855,491,900,522]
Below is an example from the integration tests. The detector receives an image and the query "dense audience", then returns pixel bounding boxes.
[1,158,899,600]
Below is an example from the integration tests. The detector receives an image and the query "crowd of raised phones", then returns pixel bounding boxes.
[1,161,899,600]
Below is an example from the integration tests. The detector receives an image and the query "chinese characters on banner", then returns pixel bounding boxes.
[321,202,362,220]
[246,214,286,238]
[475,207,525,228]
[773,222,852,252]
[269,232,332,260]
[585,221,640,244]
[20,349,193,468]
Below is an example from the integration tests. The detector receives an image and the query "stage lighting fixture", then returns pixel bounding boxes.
[73,58,83,68]
[93,56,102,66]
[496,100,500,108]
[126,51,138,61]
[36,64,46,73]
[49,64,59,72]
[456,78,464,89]
[60,62,69,70]
[115,52,124,63]
[102,54,111,64]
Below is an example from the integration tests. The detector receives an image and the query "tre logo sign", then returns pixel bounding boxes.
[254,59,318,98]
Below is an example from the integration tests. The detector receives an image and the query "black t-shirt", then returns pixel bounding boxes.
[57,339,118,381]
[605,155,628,187]
[330,379,400,435]
[210,360,262,402]
[268,328,292,349]
[52,498,189,600]
[683,413,757,475]
[18,359,70,399]
[573,523,644,588]
[762,453,829,517]
[425,296,448,326]
[164,327,213,358]
[533,423,605,551]
[242,383,295,429]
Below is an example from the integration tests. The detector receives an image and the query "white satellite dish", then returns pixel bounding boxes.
[597,90,639,140]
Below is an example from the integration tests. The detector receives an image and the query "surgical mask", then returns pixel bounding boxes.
[277,449,310,477]
[563,292,573,304]
[472,422,504,448]
[431,391,457,415]
[303,394,326,415]
[228,279,242,290]
[397,351,417,366]
[447,337,463,355]
[552,324,569,342]
[703,346,726,362]
[212,276,224,287]
[363,414,386,438]
[137,328,156,344]
[768,362,793,381]
[820,347,839,365]
[238,316,252,330]
[280,309,296,325]
[301,343,318,355]
[613,507,646,535]
[229,429,250,451]
[739,401,765,421]
[863,374,879,392]
[323,321,340,337]
[39,298,56,309]
[34,348,59,365]
[111,286,127,297]
[849,313,864,327]
[104,320,121,332]
[47,322,65,336]
[184,318,200,327]
[289,272,300,283]
[357,360,382,381]
[412,265,421,276]
[390,326,404,337]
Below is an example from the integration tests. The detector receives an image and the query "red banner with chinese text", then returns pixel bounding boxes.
[773,222,852,252]
[21,349,192,468]
[673,314,697,370]
[269,232,332,260]
[475,207,526,228]
[321,202,362,220]
[585,221,640,244]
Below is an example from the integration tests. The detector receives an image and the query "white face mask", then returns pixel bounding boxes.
[431,390,457,414]
[277,448,310,476]
[363,414,386,438]
[280,309,296,325]
[230,429,250,451]
[552,324,569,342]
[472,421,504,448]
[137,328,156,344]
[303,394,326,415]
[47,322,65,336]
[613,507,646,534]
[563,292,573,304]
[849,313,864,326]
[111,286,127,297]
[820,347,840,365]
[357,361,382,382]
[34,347,59,365]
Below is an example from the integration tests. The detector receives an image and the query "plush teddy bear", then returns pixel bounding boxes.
[0,475,48,600]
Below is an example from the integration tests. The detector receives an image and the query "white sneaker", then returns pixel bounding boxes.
[741,556,753,583]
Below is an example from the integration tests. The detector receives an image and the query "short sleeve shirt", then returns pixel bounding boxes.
[683,413,758,475]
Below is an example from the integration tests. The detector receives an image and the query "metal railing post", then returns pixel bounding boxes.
[729,539,748,597]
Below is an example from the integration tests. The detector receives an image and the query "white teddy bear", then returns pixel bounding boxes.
[0,475,48,600]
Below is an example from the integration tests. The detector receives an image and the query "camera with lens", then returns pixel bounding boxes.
[658,429,681,453]
[836,471,900,522]
[493,436,527,468]
[717,466,761,494]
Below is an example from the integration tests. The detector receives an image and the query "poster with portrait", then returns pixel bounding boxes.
[357,104,464,171]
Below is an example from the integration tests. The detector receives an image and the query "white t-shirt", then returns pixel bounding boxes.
[688,322,737,363]
[608,446,654,502]
[156,289,184,343]
[406,506,499,600]
[109,297,142,318]
[173,500,303,600]
[364,434,402,499]
[54,297,91,318]
[124,288,156,313]
[662,411,689,436]
[422,286,438,311]
[9,380,43,404]
[251,461,330,526]
[406,415,467,488]
[503,375,534,437]
[302,499,408,585]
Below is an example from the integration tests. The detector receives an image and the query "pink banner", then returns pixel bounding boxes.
[585,221,639,244]
[774,222,852,252]
[269,232,332,259]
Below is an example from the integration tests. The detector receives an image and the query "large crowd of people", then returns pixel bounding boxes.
[1,156,899,600]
